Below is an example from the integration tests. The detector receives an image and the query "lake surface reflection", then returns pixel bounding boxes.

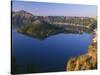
[12,30,92,73]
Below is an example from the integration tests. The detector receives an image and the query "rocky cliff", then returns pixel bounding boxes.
[66,30,97,71]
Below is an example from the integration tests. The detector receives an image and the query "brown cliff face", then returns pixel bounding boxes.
[66,31,97,71]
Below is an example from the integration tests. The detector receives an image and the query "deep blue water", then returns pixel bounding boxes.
[12,30,92,73]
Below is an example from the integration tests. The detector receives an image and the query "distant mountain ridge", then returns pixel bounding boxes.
[12,10,96,28]
[12,10,97,40]
[12,10,35,28]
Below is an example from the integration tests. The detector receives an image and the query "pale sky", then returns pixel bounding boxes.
[12,1,97,17]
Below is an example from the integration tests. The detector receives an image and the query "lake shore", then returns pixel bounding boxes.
[66,29,97,71]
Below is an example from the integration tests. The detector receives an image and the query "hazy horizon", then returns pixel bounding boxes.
[12,1,97,17]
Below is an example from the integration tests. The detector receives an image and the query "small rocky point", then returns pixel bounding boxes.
[66,30,97,71]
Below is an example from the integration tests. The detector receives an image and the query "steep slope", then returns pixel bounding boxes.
[66,30,97,71]
[17,20,65,40]
[12,10,35,28]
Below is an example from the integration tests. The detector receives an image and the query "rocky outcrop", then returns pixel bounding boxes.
[12,10,35,28]
[12,10,96,29]
[17,20,65,40]
[66,30,97,71]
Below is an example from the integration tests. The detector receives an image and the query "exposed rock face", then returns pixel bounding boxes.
[17,20,65,40]
[12,10,96,29]
[66,30,97,71]
[12,10,35,28]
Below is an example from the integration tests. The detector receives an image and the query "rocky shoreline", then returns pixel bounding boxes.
[66,30,97,71]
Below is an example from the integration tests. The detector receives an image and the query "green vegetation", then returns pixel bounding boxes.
[12,10,97,73]
[12,10,97,38]
[17,20,65,40]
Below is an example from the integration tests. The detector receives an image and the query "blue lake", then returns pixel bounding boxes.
[12,30,92,73]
